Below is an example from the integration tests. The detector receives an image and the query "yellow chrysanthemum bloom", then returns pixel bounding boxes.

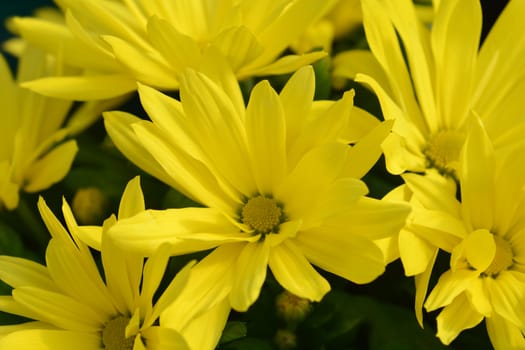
[332,0,525,177]
[0,179,229,350]
[395,119,525,349]
[10,0,337,100]
[0,48,75,210]
[103,62,410,311]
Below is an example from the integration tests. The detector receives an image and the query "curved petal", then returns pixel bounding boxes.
[296,226,385,284]
[118,176,145,219]
[103,112,176,189]
[425,269,479,311]
[0,256,55,291]
[161,244,239,330]
[108,207,246,256]
[23,140,78,193]
[21,75,137,100]
[13,287,105,333]
[0,329,101,350]
[269,240,330,302]
[486,313,525,350]
[435,293,484,345]
[179,298,230,350]
[141,326,190,350]
[230,241,270,311]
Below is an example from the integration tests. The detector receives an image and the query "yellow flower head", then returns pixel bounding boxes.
[104,61,410,311]
[397,118,525,349]
[0,178,229,350]
[333,0,525,177]
[0,47,78,210]
[11,0,337,100]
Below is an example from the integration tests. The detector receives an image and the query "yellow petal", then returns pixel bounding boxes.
[23,140,77,193]
[46,239,116,317]
[162,244,239,330]
[343,119,393,179]
[464,229,496,272]
[398,228,435,276]
[460,117,494,230]
[108,207,243,256]
[269,240,330,302]
[279,66,315,146]
[340,106,380,144]
[13,286,105,332]
[332,50,389,93]
[179,299,230,350]
[239,52,326,78]
[0,256,55,291]
[296,226,385,284]
[22,75,137,100]
[118,176,145,219]
[486,313,525,350]
[289,90,353,165]
[178,69,254,197]
[145,260,195,329]
[277,143,348,220]
[140,326,190,350]
[402,171,459,215]
[0,329,101,350]
[425,270,478,311]
[486,272,525,330]
[230,241,270,311]
[103,111,180,190]
[246,80,286,194]
[431,0,481,129]
[414,249,438,328]
[212,25,263,71]
[103,35,178,89]
[146,16,202,72]
[435,293,484,345]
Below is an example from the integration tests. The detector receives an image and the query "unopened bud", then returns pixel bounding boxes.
[274,329,297,350]
[72,187,108,224]
[275,291,312,324]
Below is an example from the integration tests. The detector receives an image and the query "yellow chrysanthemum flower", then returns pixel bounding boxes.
[103,62,410,311]
[0,47,89,210]
[10,0,337,100]
[332,0,525,177]
[394,118,525,349]
[0,178,229,350]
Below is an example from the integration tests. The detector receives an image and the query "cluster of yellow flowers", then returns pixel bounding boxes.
[0,0,524,349]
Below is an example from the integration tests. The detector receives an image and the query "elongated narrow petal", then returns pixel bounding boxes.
[0,330,101,350]
[161,244,238,330]
[269,240,330,301]
[230,242,270,311]
[246,80,287,194]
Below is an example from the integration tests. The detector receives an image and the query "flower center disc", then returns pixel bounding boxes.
[423,130,465,177]
[102,316,134,350]
[484,235,514,277]
[241,196,282,234]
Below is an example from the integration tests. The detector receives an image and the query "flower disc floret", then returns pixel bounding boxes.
[241,196,283,234]
[102,315,134,350]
